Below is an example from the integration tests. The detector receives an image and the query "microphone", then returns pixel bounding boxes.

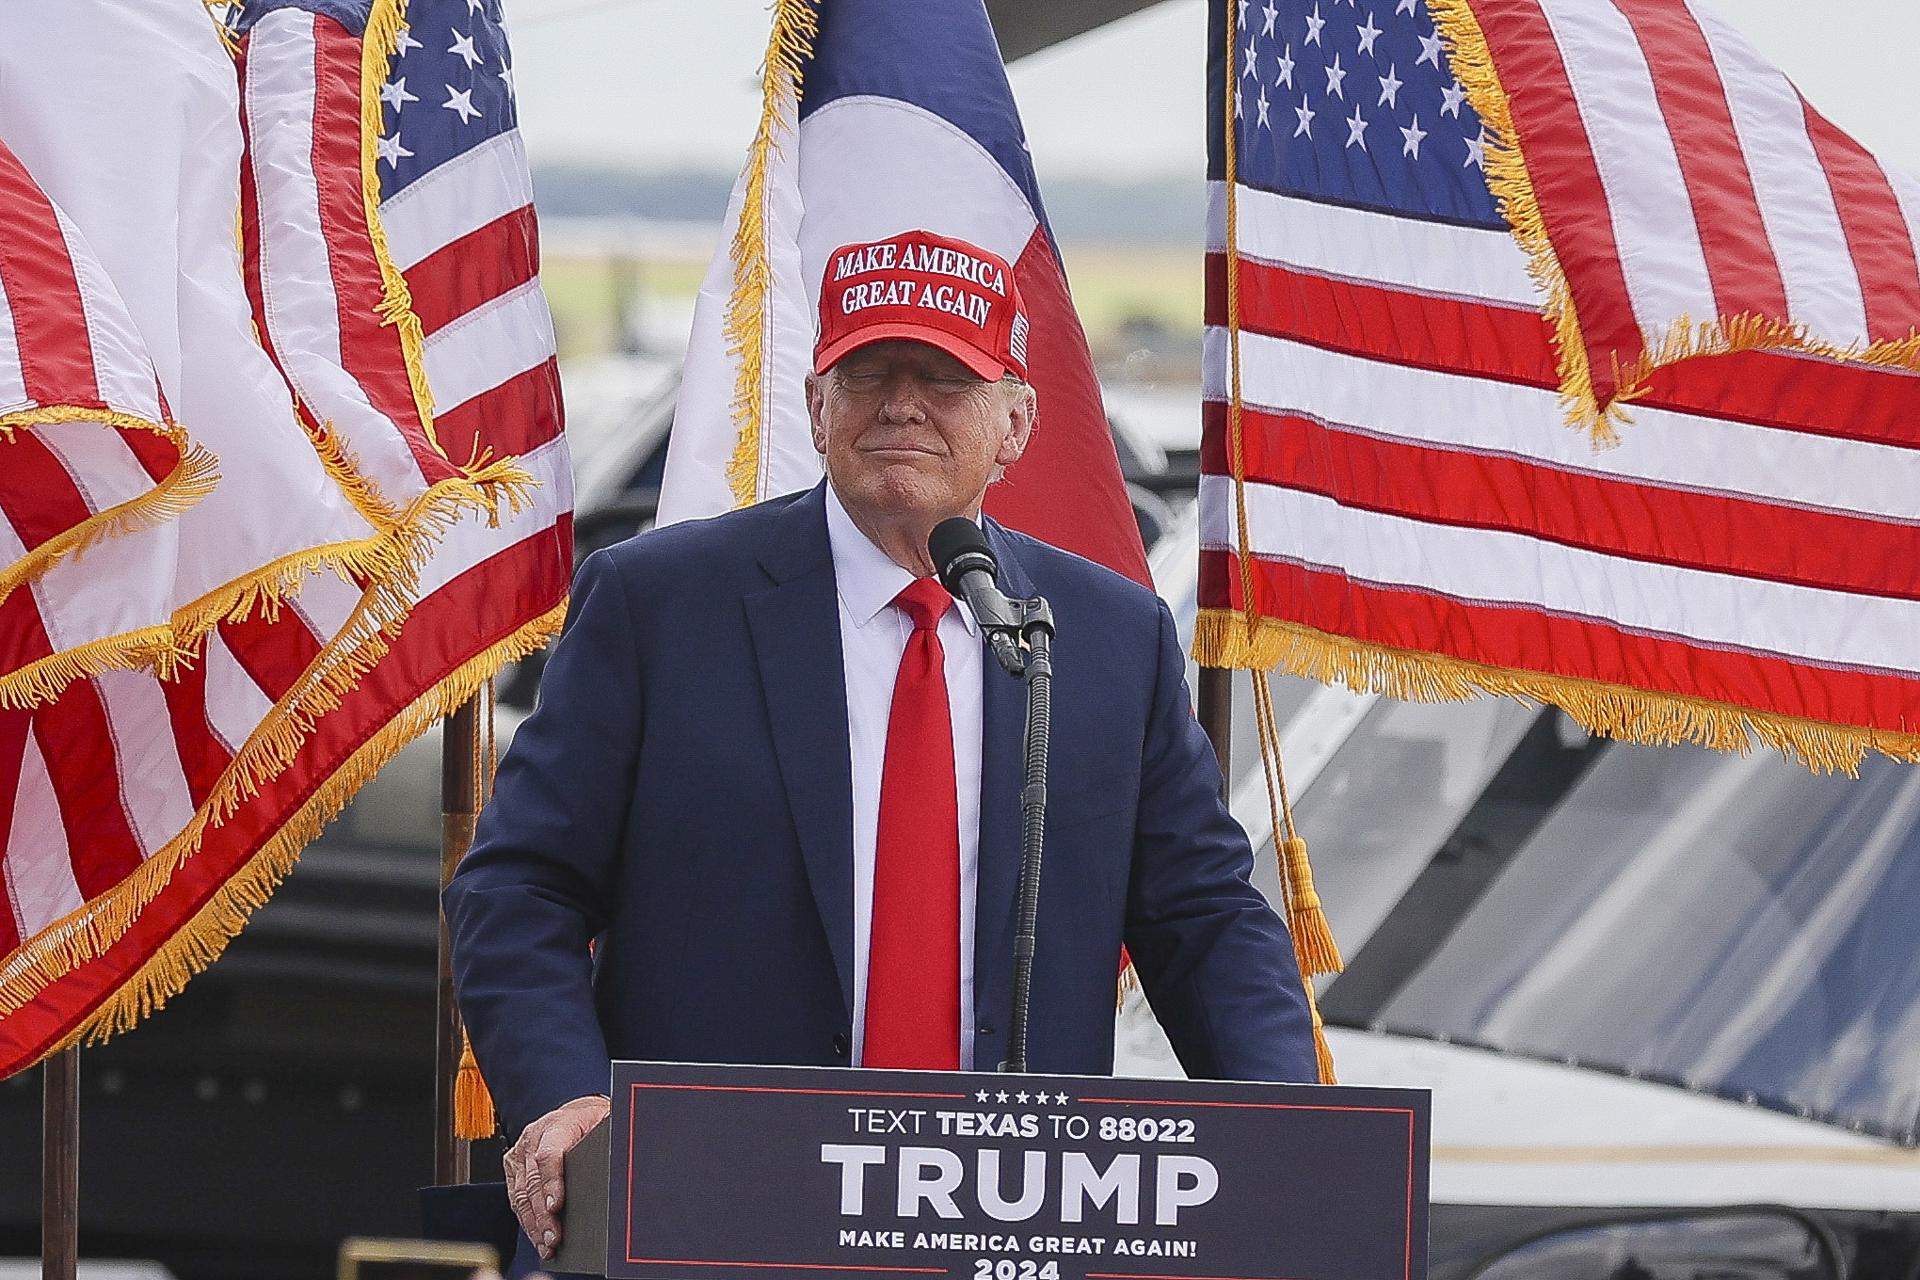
[928,518,1025,676]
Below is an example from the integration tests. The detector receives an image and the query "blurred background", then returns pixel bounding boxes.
[4,1,1920,1277]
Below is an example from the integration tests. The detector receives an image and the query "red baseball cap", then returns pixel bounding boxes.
[813,229,1030,382]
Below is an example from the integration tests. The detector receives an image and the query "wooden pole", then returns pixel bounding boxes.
[41,1047,78,1280]
[1198,665,1232,795]
[435,695,481,1186]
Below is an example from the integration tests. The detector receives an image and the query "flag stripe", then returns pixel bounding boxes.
[1199,549,1920,736]
[420,280,557,417]
[406,205,539,336]
[1205,181,1538,307]
[1476,0,1642,394]
[218,611,323,707]
[1685,1,1867,341]
[92,672,195,858]
[0,711,22,956]
[158,659,231,811]
[1209,253,1920,451]
[1202,401,1920,600]
[1200,472,1920,674]
[428,355,560,461]
[0,435,93,552]
[1605,0,1788,321]
[0,159,96,409]
[6,725,82,935]
[35,680,144,898]
[1534,0,1715,339]
[1800,104,1920,342]
[377,131,534,272]
[1205,327,1920,522]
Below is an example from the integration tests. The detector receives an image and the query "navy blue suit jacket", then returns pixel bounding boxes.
[445,483,1316,1140]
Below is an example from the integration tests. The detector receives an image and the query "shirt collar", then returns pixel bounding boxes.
[824,482,980,637]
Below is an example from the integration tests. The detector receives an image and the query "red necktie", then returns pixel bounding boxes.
[864,577,962,1070]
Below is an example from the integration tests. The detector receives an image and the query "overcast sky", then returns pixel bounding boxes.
[507,0,1920,182]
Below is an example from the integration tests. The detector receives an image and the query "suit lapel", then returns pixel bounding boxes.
[972,519,1038,1035]
[745,485,856,1020]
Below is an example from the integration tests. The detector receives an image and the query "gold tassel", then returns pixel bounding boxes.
[1282,835,1342,979]
[1307,986,1336,1086]
[454,1030,497,1140]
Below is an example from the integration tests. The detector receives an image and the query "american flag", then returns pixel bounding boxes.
[0,0,568,1075]
[1198,0,1920,774]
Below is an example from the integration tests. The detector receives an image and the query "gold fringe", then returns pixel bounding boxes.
[1115,960,1139,1011]
[1195,607,1920,777]
[722,0,820,508]
[1427,0,1920,439]
[0,408,219,605]
[1,604,567,1050]
[454,1030,497,1140]
[360,0,441,454]
[0,627,188,713]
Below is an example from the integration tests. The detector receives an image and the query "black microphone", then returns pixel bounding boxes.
[928,518,1024,676]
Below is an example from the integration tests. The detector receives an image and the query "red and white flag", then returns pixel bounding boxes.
[659,0,1147,584]
[0,0,568,1074]
[1199,0,1920,774]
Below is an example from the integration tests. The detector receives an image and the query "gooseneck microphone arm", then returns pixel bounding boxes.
[928,518,1055,1075]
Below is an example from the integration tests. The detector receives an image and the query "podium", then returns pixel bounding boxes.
[552,1061,1429,1279]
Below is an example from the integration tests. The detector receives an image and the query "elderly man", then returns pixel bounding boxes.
[445,229,1316,1275]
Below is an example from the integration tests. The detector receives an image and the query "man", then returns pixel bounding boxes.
[445,230,1316,1274]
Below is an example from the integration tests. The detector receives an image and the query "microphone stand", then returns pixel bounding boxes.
[977,595,1055,1075]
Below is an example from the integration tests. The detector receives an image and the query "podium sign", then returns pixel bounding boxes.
[596,1061,1428,1280]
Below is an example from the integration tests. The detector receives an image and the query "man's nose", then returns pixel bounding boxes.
[876,377,927,422]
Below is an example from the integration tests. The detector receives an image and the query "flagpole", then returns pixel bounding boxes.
[42,1047,78,1280]
[1198,666,1232,792]
[435,696,480,1186]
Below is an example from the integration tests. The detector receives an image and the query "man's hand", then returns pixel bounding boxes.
[504,1094,611,1261]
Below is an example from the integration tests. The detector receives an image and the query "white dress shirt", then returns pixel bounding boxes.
[824,484,984,1070]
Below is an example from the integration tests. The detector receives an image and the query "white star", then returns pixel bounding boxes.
[1055,1092,1070,1105]
[448,28,482,69]
[1238,0,1249,26]
[1243,39,1258,80]
[1234,84,1244,120]
[1377,63,1402,108]
[1261,0,1279,38]
[1356,11,1383,56]
[1016,1090,1031,1104]
[393,24,422,56]
[1324,52,1347,99]
[1397,0,1417,12]
[1346,104,1370,149]
[498,58,515,97]
[996,1090,1010,1103]
[442,85,481,124]
[1276,44,1296,88]
[1256,87,1271,129]
[1304,3,1326,45]
[1401,114,1428,158]
[1418,28,1445,68]
[379,77,419,111]
[1441,79,1467,117]
[1465,128,1488,169]
[375,131,412,168]
[976,1090,990,1102]
[1293,94,1315,138]
[465,0,484,11]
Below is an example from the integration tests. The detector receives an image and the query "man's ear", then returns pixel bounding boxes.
[806,372,828,456]
[995,382,1037,469]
